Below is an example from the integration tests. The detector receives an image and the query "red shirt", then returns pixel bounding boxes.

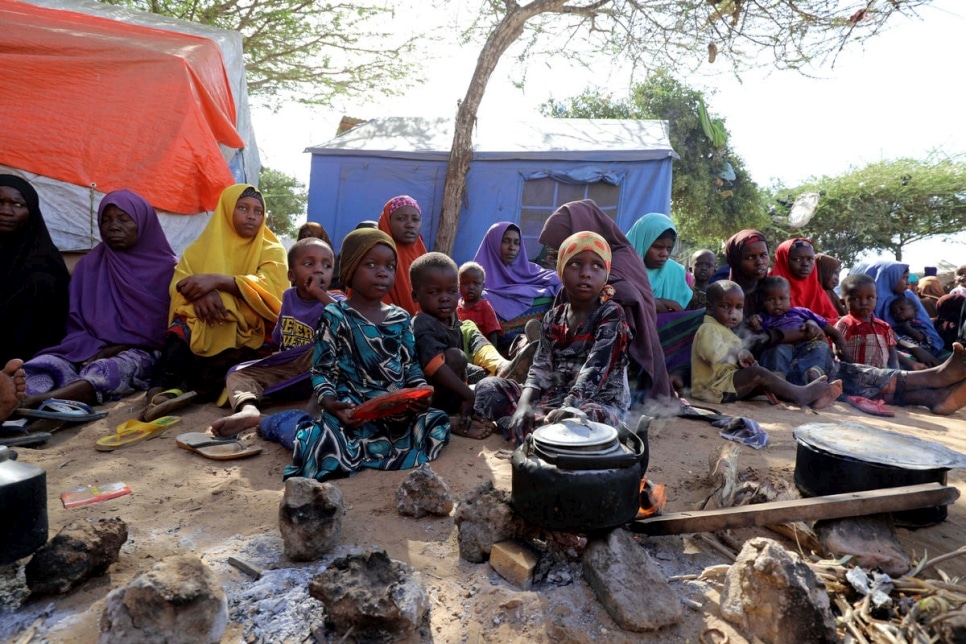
[834,314,897,368]
[457,298,502,337]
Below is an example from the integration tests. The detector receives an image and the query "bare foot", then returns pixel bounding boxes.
[0,358,25,421]
[449,414,494,440]
[932,342,966,387]
[809,378,843,410]
[210,404,262,437]
[931,379,966,416]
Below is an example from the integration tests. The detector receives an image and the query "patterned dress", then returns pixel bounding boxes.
[474,299,630,429]
[284,300,450,481]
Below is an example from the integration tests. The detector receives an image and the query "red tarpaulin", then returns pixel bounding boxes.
[0,0,244,214]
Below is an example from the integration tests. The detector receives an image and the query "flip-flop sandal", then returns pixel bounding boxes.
[0,432,52,448]
[95,416,181,451]
[175,432,262,460]
[846,395,896,417]
[17,398,109,423]
[142,389,197,422]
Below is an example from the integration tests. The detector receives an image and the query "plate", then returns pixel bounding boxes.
[793,421,966,470]
[350,386,434,422]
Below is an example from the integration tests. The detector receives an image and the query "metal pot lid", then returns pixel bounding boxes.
[532,418,619,451]
[794,422,966,470]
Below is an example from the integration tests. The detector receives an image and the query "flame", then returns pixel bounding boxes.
[636,476,667,519]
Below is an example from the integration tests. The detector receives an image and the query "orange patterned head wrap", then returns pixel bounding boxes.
[556,231,612,281]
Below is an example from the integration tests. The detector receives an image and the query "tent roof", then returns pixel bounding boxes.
[306,117,677,162]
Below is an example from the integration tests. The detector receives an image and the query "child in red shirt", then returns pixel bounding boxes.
[457,262,502,347]
[834,273,900,369]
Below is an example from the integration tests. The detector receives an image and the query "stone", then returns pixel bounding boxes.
[720,537,837,644]
[25,517,127,596]
[453,480,523,563]
[309,548,428,640]
[278,477,344,561]
[489,541,538,590]
[815,514,910,577]
[396,463,454,518]
[582,528,683,632]
[99,554,228,644]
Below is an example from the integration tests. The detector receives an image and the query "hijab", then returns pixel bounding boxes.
[626,213,693,309]
[816,254,848,317]
[40,190,176,362]
[935,293,965,351]
[538,199,672,402]
[770,238,839,322]
[865,260,943,353]
[473,222,560,320]
[724,229,768,315]
[377,195,426,315]
[556,231,612,279]
[339,228,396,288]
[170,183,288,357]
[0,174,70,362]
[917,276,945,318]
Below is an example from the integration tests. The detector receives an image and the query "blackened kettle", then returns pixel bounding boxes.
[0,446,48,565]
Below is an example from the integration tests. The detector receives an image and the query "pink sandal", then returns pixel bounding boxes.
[846,395,895,417]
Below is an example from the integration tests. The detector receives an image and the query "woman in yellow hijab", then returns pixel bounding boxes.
[142,184,288,420]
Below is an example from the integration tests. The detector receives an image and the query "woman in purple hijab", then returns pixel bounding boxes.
[20,190,177,407]
[472,222,561,345]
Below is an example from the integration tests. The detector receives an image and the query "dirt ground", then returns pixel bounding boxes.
[2,393,966,643]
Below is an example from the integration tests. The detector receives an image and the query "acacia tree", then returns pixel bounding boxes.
[98,0,422,104]
[542,72,768,248]
[259,166,307,237]
[772,155,966,266]
[434,0,932,255]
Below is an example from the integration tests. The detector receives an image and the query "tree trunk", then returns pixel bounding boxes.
[434,0,568,255]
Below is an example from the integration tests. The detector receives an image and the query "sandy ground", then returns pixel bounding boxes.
[2,393,966,643]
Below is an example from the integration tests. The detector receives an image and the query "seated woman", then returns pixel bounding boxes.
[472,222,560,352]
[20,190,176,408]
[816,253,848,318]
[917,275,945,319]
[377,195,426,315]
[143,184,288,420]
[770,238,840,323]
[0,175,70,365]
[626,213,704,388]
[538,200,673,405]
[865,260,946,366]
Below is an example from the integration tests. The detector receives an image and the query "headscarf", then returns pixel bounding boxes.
[865,260,943,353]
[297,221,332,246]
[538,199,671,401]
[39,190,176,362]
[377,195,426,315]
[0,174,70,363]
[472,222,560,320]
[169,184,288,357]
[816,254,848,317]
[339,228,396,288]
[935,294,966,351]
[724,229,768,315]
[917,276,945,318]
[770,238,839,322]
[626,213,693,309]
[556,231,612,280]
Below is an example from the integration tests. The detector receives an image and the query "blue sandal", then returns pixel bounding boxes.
[18,398,109,423]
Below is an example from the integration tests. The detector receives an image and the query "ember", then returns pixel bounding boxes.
[637,477,666,519]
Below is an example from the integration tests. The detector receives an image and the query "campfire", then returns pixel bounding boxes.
[637,477,667,519]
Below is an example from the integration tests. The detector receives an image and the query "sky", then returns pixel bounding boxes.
[250,0,966,272]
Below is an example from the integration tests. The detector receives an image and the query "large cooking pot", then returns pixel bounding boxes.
[510,412,648,533]
[0,446,48,565]
[793,422,966,527]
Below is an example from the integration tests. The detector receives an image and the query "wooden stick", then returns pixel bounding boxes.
[629,483,959,536]
[227,556,263,579]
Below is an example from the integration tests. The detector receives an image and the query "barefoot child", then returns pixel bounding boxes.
[211,238,342,437]
[283,229,450,481]
[474,231,631,444]
[411,253,508,439]
[691,281,842,408]
[457,261,502,347]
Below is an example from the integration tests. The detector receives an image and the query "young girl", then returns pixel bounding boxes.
[473,231,630,444]
[283,229,451,481]
[143,184,288,420]
[377,195,426,315]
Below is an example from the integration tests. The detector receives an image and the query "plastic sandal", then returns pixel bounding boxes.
[142,389,197,422]
[846,395,896,417]
[175,432,262,460]
[18,398,109,422]
[95,416,181,451]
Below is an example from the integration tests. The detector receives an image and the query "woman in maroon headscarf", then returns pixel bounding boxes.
[538,200,673,404]
[725,229,771,316]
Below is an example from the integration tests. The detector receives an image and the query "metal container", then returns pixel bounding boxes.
[0,446,48,565]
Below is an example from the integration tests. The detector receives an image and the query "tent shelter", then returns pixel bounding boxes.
[0,0,258,255]
[305,117,676,263]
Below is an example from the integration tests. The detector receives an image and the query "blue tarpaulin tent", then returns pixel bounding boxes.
[305,116,676,263]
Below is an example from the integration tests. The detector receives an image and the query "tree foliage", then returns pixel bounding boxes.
[260,166,306,237]
[541,72,768,249]
[434,0,933,255]
[771,155,966,266]
[98,0,422,104]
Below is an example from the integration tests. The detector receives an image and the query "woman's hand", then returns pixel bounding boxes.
[81,345,129,367]
[191,291,229,326]
[655,298,683,313]
[177,274,230,302]
[507,404,535,445]
[321,396,360,427]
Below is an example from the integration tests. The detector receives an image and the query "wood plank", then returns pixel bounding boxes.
[629,483,959,536]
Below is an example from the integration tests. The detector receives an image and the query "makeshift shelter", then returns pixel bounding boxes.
[0,0,258,255]
[305,117,676,263]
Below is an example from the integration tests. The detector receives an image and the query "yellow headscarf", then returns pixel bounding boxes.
[169,184,288,356]
[556,231,612,280]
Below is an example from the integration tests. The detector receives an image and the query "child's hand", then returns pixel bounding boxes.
[802,320,823,341]
[507,405,535,445]
[737,349,756,368]
[747,314,763,332]
[304,275,334,305]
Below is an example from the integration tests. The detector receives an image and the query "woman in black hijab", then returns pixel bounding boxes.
[0,175,70,363]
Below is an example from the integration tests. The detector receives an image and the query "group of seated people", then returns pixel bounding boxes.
[5,170,966,483]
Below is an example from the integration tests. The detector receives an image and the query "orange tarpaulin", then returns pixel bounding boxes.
[0,0,244,214]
